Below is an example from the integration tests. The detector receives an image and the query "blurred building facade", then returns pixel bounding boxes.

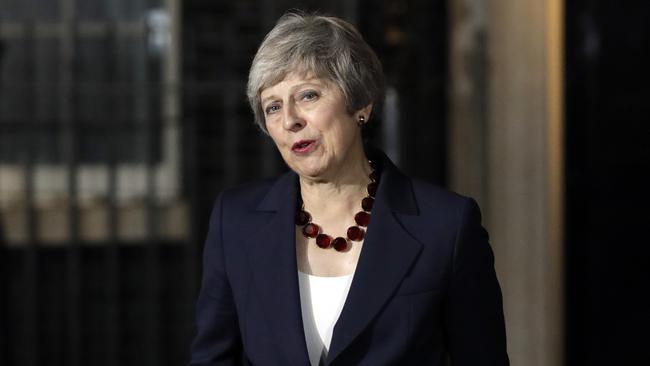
[2,0,649,365]
[1,0,446,365]
[1,0,188,365]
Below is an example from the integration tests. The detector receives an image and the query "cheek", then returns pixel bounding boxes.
[325,119,357,143]
[266,127,285,147]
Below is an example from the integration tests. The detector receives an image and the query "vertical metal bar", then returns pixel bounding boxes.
[258,1,282,178]
[0,22,6,361]
[22,152,38,366]
[61,0,81,365]
[105,147,120,366]
[104,20,120,366]
[164,0,196,351]
[0,235,6,366]
[222,19,240,187]
[222,89,239,185]
[185,111,200,344]
[22,21,39,366]
[382,87,401,164]
[0,212,5,366]
[137,1,160,363]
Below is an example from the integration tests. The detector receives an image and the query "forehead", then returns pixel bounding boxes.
[260,72,332,98]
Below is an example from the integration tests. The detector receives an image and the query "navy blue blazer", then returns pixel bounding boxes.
[190,152,508,366]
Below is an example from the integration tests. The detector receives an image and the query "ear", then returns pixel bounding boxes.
[355,103,374,121]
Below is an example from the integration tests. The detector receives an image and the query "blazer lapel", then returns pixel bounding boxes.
[326,153,423,364]
[242,172,311,366]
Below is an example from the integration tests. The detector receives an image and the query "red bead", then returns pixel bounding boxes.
[347,226,364,241]
[354,211,370,227]
[367,182,378,197]
[296,168,378,250]
[361,197,374,211]
[302,223,320,238]
[332,237,349,252]
[296,210,311,225]
[316,234,332,248]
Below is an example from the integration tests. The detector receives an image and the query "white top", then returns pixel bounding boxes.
[297,271,354,366]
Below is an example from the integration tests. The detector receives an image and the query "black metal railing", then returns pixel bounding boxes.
[0,1,196,364]
[1,1,447,365]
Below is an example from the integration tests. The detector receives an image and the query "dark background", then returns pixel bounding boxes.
[1,1,447,365]
[564,0,650,364]
[1,0,649,365]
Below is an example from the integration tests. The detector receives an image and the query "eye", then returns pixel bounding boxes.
[265,103,280,115]
[300,90,319,101]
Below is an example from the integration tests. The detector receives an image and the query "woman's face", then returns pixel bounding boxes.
[261,72,368,181]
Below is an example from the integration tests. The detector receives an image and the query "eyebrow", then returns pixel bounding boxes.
[261,95,278,106]
[260,80,325,105]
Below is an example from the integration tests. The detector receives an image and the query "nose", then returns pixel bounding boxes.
[282,103,305,132]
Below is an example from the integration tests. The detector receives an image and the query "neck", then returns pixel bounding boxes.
[298,147,371,214]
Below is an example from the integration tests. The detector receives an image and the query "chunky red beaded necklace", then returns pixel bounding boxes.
[295,163,379,252]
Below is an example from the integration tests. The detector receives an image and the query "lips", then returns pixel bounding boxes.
[291,139,317,154]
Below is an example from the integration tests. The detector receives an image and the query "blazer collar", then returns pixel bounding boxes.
[243,150,422,366]
[243,171,310,366]
[326,150,422,364]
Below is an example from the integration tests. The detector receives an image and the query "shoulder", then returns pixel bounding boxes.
[399,177,482,242]
[369,146,476,219]
[382,176,481,250]
[410,178,473,214]
[411,179,481,223]
[370,147,480,232]
[217,172,291,210]
[211,170,295,217]
[218,176,278,207]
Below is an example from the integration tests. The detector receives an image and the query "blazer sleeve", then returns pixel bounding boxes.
[445,198,509,365]
[189,193,243,366]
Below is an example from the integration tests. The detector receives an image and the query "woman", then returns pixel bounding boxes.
[190,12,508,366]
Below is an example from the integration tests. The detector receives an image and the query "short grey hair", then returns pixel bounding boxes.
[247,11,385,133]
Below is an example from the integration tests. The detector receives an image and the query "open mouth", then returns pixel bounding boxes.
[291,140,317,153]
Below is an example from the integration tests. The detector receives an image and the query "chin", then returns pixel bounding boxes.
[292,162,328,180]
[284,155,323,176]
[297,166,325,179]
